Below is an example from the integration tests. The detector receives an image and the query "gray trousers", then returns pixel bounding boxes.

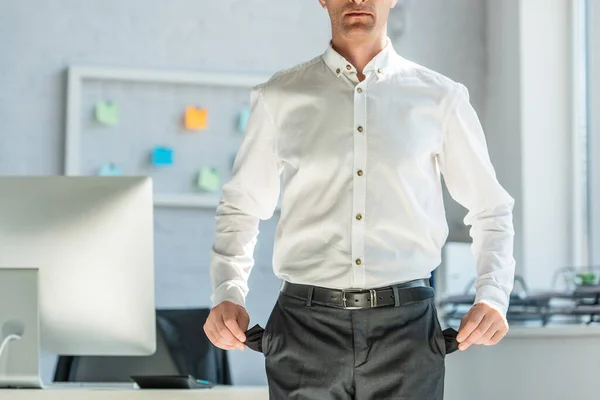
[261,289,447,400]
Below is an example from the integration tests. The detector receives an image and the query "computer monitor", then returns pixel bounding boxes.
[0,176,156,388]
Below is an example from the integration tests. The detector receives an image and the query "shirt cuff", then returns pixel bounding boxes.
[474,284,510,320]
[211,282,246,308]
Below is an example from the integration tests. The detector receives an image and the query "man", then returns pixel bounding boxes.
[204,0,515,398]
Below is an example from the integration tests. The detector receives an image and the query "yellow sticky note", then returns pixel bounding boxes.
[185,106,208,131]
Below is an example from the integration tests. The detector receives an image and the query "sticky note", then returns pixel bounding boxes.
[95,101,119,126]
[151,146,174,166]
[197,167,221,192]
[98,163,123,176]
[238,108,251,132]
[185,106,208,131]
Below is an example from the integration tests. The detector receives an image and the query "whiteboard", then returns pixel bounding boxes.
[64,66,273,209]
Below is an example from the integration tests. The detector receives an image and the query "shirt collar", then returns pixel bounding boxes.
[322,37,399,78]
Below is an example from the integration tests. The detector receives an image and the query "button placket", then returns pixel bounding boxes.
[352,74,368,288]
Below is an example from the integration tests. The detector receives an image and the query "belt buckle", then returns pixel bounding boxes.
[342,289,377,309]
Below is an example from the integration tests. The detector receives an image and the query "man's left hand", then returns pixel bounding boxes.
[456,302,508,351]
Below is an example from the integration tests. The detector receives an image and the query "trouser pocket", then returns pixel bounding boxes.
[442,327,459,355]
[244,324,266,353]
[431,298,459,355]
[245,307,459,355]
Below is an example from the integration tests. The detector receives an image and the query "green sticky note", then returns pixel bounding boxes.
[95,101,119,126]
[197,167,221,192]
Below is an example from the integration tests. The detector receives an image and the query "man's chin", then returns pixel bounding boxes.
[341,23,375,35]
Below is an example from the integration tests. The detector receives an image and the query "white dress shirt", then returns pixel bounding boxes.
[209,38,515,316]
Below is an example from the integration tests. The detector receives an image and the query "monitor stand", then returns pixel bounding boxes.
[0,268,43,388]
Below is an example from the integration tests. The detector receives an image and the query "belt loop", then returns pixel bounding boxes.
[392,285,400,307]
[306,287,314,307]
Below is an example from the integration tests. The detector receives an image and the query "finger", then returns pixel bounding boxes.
[457,308,485,343]
[224,319,246,350]
[457,311,470,336]
[238,311,250,333]
[478,323,499,345]
[460,315,494,351]
[224,316,247,343]
[488,328,507,345]
[205,327,236,350]
[214,317,244,349]
[471,315,495,345]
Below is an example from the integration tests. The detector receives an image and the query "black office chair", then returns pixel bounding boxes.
[54,308,231,385]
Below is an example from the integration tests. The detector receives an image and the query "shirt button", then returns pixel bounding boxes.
[356,214,363,220]
[357,88,363,93]
[377,68,383,74]
[346,65,352,70]
[357,170,364,176]
[355,259,362,265]
[336,68,341,74]
[357,126,364,133]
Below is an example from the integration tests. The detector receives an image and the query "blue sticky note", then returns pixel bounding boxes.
[151,147,174,166]
[238,108,251,133]
[98,163,123,176]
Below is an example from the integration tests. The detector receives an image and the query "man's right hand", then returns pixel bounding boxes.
[203,301,250,351]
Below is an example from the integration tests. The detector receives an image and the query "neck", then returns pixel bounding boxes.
[330,30,388,77]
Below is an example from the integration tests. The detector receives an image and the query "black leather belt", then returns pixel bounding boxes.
[280,279,433,309]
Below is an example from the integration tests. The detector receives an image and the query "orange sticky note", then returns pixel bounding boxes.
[185,106,208,131]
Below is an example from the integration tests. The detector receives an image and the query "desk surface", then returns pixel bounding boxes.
[507,324,600,337]
[0,386,269,400]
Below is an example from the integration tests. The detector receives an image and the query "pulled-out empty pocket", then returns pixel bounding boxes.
[244,324,460,355]
[442,328,459,355]
[244,324,266,354]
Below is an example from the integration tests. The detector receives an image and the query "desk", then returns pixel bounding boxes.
[0,386,269,400]
[445,325,600,400]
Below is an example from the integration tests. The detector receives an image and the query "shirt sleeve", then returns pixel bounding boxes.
[209,86,282,308]
[437,82,516,318]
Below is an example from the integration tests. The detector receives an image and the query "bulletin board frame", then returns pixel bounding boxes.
[64,65,273,209]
